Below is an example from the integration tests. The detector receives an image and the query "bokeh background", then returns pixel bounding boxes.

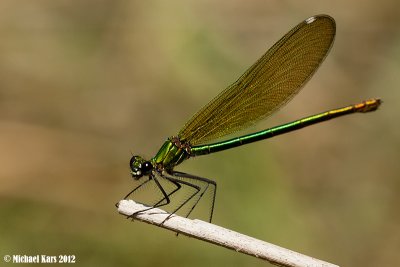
[1,1,399,266]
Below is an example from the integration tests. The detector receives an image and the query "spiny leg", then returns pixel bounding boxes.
[130,172,201,224]
[115,176,152,208]
[127,172,181,219]
[160,173,201,224]
[124,171,217,225]
[172,171,217,223]
[123,176,152,199]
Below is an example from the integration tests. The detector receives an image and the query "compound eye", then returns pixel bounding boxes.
[141,161,153,174]
[129,156,140,169]
[129,155,145,179]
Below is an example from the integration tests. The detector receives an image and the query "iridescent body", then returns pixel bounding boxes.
[123,15,381,223]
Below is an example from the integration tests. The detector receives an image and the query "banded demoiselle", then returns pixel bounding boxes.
[121,15,381,223]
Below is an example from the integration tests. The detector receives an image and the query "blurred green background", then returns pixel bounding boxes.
[1,1,399,266]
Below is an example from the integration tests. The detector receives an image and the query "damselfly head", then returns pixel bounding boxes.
[129,155,153,179]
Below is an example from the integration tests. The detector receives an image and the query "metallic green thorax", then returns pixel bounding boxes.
[152,136,191,171]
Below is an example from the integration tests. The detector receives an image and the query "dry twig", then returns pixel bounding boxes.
[117,200,339,267]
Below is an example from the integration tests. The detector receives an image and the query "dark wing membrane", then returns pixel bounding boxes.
[178,15,336,145]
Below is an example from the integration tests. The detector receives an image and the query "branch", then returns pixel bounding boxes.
[117,200,339,267]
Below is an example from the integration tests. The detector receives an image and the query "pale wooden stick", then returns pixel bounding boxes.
[117,200,339,267]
